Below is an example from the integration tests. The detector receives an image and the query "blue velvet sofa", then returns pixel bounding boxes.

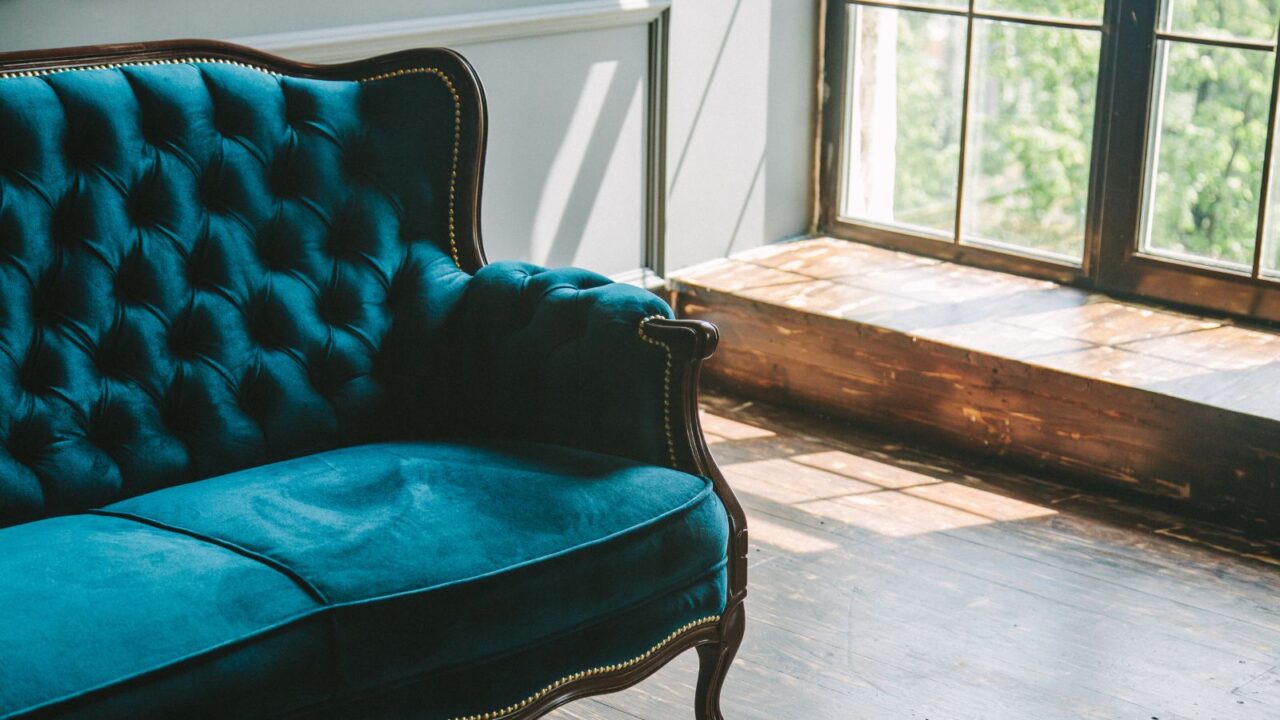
[0,41,747,720]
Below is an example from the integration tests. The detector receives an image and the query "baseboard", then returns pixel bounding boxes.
[231,0,671,63]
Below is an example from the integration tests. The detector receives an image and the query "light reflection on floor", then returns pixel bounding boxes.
[703,409,1056,541]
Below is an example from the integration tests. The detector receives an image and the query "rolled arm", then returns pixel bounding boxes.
[445,261,693,469]
[442,260,748,603]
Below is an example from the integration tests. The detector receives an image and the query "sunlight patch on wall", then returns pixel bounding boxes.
[532,59,618,260]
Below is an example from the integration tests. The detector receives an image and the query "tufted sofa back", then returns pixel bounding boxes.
[0,50,482,526]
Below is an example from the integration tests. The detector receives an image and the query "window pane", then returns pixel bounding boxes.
[840,6,967,235]
[1160,0,1280,43]
[975,0,1104,22]
[961,21,1100,261]
[1142,41,1272,270]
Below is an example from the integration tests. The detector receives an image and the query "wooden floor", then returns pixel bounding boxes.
[548,392,1280,720]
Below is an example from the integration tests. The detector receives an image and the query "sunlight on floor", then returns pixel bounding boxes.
[702,409,1057,538]
[747,515,838,554]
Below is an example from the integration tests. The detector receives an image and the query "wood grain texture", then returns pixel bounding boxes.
[549,392,1280,720]
[669,238,1280,535]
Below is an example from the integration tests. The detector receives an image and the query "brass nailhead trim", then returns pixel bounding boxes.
[638,315,678,469]
[450,615,720,720]
[0,56,464,270]
[0,56,285,80]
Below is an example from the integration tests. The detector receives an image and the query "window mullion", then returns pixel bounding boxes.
[1252,30,1280,279]
[951,1,978,245]
[1093,0,1158,281]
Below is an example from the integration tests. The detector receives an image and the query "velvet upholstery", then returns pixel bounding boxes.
[444,262,673,467]
[0,441,728,719]
[0,514,331,719]
[0,51,729,720]
[0,61,463,525]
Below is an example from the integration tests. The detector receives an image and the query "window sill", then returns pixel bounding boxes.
[669,237,1280,535]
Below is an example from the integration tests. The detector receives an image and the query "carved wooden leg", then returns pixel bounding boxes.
[694,604,744,720]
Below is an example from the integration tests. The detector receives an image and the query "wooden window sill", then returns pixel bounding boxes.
[669,237,1280,535]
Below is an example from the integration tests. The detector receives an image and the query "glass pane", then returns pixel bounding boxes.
[975,0,1104,22]
[961,21,1100,261]
[840,5,968,235]
[1142,41,1272,270]
[1160,0,1280,43]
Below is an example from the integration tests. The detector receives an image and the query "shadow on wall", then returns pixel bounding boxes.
[459,26,647,276]
[666,0,815,270]
[533,56,644,269]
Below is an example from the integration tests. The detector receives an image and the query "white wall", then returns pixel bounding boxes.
[0,0,815,276]
[666,0,815,271]
[459,27,648,275]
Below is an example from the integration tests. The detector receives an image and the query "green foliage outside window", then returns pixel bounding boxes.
[858,0,1280,267]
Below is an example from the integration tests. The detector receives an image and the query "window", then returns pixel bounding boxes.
[817,0,1280,322]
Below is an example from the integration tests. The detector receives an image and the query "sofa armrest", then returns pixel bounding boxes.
[447,261,689,469]
[445,259,748,606]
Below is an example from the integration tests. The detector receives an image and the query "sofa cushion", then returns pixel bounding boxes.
[0,514,330,719]
[100,440,729,702]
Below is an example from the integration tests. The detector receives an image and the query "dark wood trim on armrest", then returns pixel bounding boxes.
[641,317,747,604]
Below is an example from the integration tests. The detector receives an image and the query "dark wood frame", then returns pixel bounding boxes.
[0,39,746,720]
[815,0,1280,325]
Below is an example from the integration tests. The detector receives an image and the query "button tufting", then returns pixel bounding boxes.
[5,420,44,465]
[159,382,195,435]
[49,196,86,249]
[126,182,162,227]
[244,294,284,349]
[255,226,298,273]
[17,348,54,395]
[268,152,298,199]
[95,330,132,381]
[166,312,204,360]
[86,399,130,451]
[114,248,153,305]
[197,169,222,210]
[61,125,96,168]
[30,273,65,326]
[325,228,358,261]
[307,359,348,395]
[316,288,359,326]
[0,57,471,527]
[185,238,220,290]
[139,113,167,147]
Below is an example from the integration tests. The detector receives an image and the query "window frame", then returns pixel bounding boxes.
[815,0,1280,323]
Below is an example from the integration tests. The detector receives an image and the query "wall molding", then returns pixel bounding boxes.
[232,0,671,63]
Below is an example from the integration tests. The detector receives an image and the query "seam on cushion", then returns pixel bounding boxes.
[271,558,730,720]
[86,509,329,605]
[105,472,717,610]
